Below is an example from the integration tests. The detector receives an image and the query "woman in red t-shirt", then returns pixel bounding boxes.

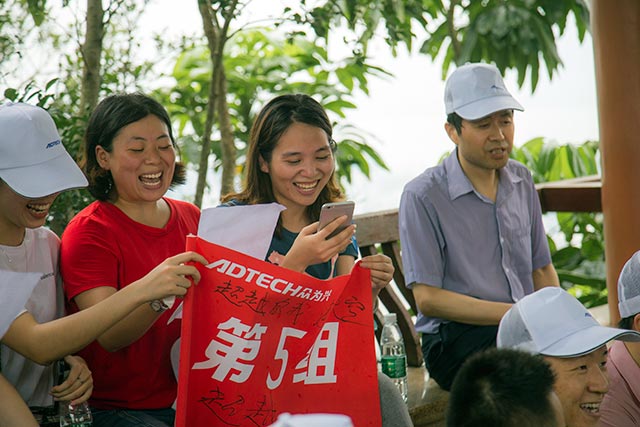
[60,93,207,427]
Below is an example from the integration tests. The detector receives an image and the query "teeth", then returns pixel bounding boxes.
[295,182,317,190]
[27,203,50,212]
[580,402,600,413]
[141,172,161,179]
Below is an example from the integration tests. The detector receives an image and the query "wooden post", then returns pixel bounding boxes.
[591,0,640,326]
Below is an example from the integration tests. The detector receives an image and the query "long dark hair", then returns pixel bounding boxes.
[222,94,343,222]
[82,92,186,201]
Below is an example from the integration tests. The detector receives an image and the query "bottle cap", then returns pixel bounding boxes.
[383,313,397,324]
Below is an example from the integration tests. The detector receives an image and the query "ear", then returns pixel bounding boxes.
[95,146,110,170]
[445,122,460,146]
[633,313,640,332]
[258,155,269,173]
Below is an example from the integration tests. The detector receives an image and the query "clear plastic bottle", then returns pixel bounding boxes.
[56,359,93,427]
[59,401,93,427]
[380,313,408,403]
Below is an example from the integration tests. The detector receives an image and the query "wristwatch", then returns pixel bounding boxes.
[149,299,169,313]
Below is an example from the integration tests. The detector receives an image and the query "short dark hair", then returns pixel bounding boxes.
[82,92,186,201]
[447,348,558,427]
[619,315,635,330]
[446,112,463,135]
[221,93,343,223]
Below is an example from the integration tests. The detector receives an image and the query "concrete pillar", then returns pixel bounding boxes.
[591,0,640,326]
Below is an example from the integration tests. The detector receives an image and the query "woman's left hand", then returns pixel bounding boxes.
[50,355,93,405]
[360,254,394,294]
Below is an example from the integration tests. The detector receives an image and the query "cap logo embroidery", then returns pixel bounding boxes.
[46,140,61,149]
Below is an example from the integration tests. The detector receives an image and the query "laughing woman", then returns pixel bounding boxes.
[221,94,413,427]
[60,93,207,427]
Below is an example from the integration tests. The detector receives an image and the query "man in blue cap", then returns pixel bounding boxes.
[399,62,560,390]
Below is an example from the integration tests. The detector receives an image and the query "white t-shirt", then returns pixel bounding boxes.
[0,227,61,407]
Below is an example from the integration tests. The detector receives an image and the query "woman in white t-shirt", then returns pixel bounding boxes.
[0,102,206,425]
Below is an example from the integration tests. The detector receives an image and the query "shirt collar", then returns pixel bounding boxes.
[444,147,523,202]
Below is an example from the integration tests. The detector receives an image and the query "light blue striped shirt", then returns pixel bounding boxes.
[399,149,551,334]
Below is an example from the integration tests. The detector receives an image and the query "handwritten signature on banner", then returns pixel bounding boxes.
[206,257,369,327]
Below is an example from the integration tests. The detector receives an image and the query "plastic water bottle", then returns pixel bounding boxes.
[56,359,92,427]
[59,401,92,426]
[380,313,408,403]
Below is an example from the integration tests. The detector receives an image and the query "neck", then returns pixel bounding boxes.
[460,160,500,201]
[0,223,26,247]
[625,341,640,367]
[112,197,170,228]
[279,203,310,232]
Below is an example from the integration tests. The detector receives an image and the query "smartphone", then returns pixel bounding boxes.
[318,201,355,239]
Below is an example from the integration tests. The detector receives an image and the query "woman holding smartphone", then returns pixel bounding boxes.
[221,94,412,427]
[221,94,392,296]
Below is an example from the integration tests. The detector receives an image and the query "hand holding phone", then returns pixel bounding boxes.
[318,201,355,239]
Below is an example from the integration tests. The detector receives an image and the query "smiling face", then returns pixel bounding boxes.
[0,180,59,245]
[545,346,610,427]
[96,114,176,206]
[259,122,334,212]
[446,109,515,175]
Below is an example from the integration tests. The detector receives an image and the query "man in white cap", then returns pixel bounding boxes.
[600,250,640,426]
[497,287,640,427]
[399,62,559,390]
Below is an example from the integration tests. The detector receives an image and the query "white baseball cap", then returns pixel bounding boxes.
[0,102,88,198]
[497,287,640,357]
[618,250,640,318]
[444,62,524,120]
[269,413,353,427]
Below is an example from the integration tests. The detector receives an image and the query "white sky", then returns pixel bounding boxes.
[142,1,599,213]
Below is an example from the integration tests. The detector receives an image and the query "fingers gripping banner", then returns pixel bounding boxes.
[176,236,382,427]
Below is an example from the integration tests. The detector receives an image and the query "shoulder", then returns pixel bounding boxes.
[166,198,200,219]
[505,159,534,181]
[62,201,114,238]
[27,227,60,256]
[30,226,60,244]
[218,199,245,207]
[403,163,447,196]
[166,197,200,212]
[401,164,449,214]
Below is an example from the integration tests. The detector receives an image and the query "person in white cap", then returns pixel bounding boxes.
[0,102,206,426]
[600,250,640,426]
[399,62,559,390]
[497,286,640,427]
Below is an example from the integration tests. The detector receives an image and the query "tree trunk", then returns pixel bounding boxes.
[80,0,104,115]
[217,65,236,196]
[195,0,220,208]
[195,0,239,206]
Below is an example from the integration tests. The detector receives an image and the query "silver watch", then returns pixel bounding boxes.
[149,299,169,313]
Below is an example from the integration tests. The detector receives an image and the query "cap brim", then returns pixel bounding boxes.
[455,95,524,121]
[540,325,640,358]
[0,150,88,198]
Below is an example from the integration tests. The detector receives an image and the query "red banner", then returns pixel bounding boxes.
[176,236,381,427]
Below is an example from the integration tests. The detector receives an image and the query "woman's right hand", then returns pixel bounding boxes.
[137,251,209,302]
[282,216,356,273]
